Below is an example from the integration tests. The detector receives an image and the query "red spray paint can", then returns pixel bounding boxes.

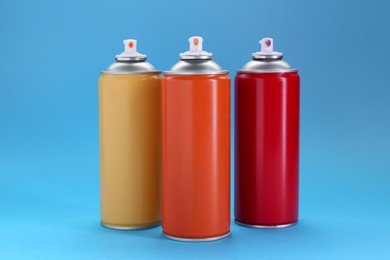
[234,38,300,228]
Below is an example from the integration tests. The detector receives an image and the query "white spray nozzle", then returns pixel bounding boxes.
[252,37,283,59]
[116,39,146,60]
[180,36,212,59]
[124,39,138,54]
[260,38,274,53]
[189,36,203,52]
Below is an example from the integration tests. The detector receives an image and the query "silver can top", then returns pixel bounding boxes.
[238,37,297,73]
[164,36,228,75]
[101,39,160,75]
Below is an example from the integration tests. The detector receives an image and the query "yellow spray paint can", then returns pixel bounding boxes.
[99,39,161,229]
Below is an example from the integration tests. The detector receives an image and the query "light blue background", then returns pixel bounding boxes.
[1,0,389,258]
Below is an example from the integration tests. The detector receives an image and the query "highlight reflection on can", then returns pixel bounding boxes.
[99,39,161,229]
[162,36,231,241]
[235,38,300,228]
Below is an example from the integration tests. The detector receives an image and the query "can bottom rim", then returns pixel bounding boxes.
[101,221,161,231]
[235,219,298,229]
[163,231,230,242]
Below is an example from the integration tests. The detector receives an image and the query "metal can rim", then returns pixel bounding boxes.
[101,71,161,75]
[163,70,229,75]
[180,55,212,60]
[252,54,283,60]
[237,69,298,73]
[163,232,230,242]
[115,56,147,62]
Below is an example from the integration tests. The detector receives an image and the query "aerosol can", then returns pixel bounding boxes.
[235,38,300,228]
[99,39,161,229]
[162,36,231,241]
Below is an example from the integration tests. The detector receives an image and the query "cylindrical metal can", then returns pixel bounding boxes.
[99,39,161,229]
[162,36,230,241]
[234,38,300,228]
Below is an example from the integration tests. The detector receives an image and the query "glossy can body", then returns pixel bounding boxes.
[162,74,231,240]
[234,72,300,227]
[99,73,161,229]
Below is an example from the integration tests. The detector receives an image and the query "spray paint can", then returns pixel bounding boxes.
[234,38,300,228]
[99,39,161,229]
[162,36,230,241]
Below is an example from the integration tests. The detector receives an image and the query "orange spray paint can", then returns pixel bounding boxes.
[162,36,230,241]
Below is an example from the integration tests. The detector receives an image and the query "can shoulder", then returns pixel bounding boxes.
[101,61,160,75]
[238,59,297,73]
[164,59,228,75]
